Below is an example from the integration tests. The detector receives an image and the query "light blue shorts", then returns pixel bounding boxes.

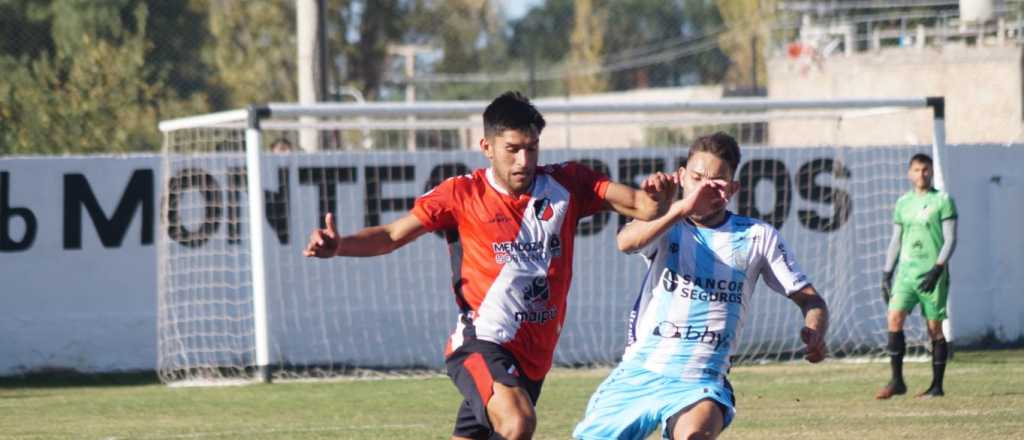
[573,362,736,440]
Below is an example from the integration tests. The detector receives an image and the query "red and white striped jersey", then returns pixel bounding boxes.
[411,162,611,380]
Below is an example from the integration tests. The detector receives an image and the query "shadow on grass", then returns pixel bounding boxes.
[0,368,159,389]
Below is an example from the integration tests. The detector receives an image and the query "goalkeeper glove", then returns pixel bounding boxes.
[918,265,944,293]
[881,271,893,304]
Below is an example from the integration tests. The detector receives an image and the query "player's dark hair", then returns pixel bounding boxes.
[483,91,546,139]
[688,132,741,174]
[909,153,933,168]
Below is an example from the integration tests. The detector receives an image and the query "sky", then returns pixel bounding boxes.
[502,0,544,20]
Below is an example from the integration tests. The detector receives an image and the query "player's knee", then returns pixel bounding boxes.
[886,311,905,331]
[492,413,535,440]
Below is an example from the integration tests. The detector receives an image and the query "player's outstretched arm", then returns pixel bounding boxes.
[303,212,429,258]
[616,179,729,253]
[601,172,677,221]
[789,285,829,363]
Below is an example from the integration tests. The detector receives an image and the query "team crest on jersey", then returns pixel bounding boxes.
[533,198,554,221]
[916,204,933,221]
[732,245,750,272]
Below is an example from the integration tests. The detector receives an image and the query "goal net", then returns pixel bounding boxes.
[157,97,945,384]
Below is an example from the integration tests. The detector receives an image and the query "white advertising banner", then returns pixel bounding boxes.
[2,145,1021,375]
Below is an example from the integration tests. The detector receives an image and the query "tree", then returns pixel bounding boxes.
[203,0,298,106]
[568,0,607,94]
[509,0,573,64]
[716,0,775,92]
[348,0,406,100]
[600,0,729,90]
[404,0,514,100]
[0,2,166,154]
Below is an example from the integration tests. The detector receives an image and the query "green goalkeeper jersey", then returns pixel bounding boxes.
[893,188,957,283]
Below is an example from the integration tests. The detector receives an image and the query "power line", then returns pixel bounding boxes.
[401,28,727,85]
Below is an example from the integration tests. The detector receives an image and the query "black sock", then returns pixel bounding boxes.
[888,331,906,384]
[931,339,948,390]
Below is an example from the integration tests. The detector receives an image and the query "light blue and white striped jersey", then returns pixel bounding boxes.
[622,212,810,380]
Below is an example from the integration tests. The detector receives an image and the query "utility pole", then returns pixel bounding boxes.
[387,44,432,151]
[297,0,320,151]
[754,1,760,93]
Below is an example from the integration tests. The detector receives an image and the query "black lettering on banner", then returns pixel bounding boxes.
[425,162,470,238]
[797,158,851,233]
[737,159,791,229]
[0,172,38,252]
[63,169,154,249]
[298,167,357,228]
[617,157,666,229]
[576,158,611,236]
[226,167,291,245]
[265,168,291,244]
[165,168,222,248]
[364,165,415,227]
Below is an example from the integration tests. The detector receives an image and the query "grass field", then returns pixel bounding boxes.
[2,349,1023,439]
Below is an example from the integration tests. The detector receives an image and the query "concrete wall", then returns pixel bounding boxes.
[941,144,1024,342]
[768,45,1023,146]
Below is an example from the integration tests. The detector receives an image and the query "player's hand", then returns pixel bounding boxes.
[918,265,943,293]
[303,213,340,258]
[640,171,679,202]
[800,326,827,363]
[680,179,729,218]
[881,271,893,304]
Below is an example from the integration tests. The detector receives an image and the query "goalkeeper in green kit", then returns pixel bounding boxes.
[876,153,957,399]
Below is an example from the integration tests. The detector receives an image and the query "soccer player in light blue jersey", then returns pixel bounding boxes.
[573,132,830,440]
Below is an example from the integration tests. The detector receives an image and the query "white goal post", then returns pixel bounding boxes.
[157,96,946,385]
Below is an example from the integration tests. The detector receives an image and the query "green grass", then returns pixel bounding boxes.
[2,349,1023,439]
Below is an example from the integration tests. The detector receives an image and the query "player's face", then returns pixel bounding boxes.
[481,128,539,195]
[680,151,737,221]
[908,161,933,191]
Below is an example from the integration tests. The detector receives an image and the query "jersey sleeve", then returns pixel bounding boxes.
[940,193,957,220]
[557,161,611,218]
[757,225,811,296]
[411,176,460,231]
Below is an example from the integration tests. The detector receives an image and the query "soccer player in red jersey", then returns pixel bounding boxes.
[304,91,676,440]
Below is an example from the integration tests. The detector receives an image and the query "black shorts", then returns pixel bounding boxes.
[445,339,544,439]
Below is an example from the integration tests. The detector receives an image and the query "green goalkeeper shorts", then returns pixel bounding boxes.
[889,272,949,321]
